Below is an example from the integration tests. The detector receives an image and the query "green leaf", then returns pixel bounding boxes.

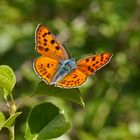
[35,82,85,107]
[37,114,69,140]
[25,102,70,140]
[0,112,21,130]
[0,65,16,94]
[3,112,22,128]
[0,112,6,130]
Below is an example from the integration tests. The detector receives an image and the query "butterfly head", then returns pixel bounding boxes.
[63,59,76,72]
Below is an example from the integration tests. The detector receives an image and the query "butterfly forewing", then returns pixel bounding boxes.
[77,53,112,75]
[35,24,69,60]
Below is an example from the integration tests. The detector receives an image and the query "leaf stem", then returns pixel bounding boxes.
[7,94,16,140]
[10,94,17,114]
[4,96,11,113]
[8,126,15,140]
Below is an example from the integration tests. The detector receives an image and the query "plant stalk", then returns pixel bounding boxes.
[8,94,16,140]
[9,125,15,140]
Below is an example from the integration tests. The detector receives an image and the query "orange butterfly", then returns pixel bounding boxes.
[33,24,112,88]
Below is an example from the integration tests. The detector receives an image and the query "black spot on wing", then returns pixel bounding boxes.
[46,73,51,78]
[38,46,44,50]
[73,75,78,78]
[86,59,89,62]
[87,66,91,70]
[55,46,60,50]
[51,40,55,44]
[44,39,47,42]
[90,69,94,73]
[42,32,47,37]
[47,63,50,68]
[45,48,49,52]
[92,57,95,61]
[42,71,47,75]
[101,54,104,61]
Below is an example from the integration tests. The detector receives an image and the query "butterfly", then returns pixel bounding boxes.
[33,24,112,88]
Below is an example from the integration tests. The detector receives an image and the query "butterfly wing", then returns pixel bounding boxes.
[34,56,59,84]
[57,53,112,88]
[77,53,112,75]
[57,69,87,88]
[35,24,69,60]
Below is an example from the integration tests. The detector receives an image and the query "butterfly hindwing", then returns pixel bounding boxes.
[57,69,87,88]
[34,56,59,84]
[35,24,69,60]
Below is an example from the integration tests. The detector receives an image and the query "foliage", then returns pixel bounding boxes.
[0,65,75,139]
[35,82,84,106]
[0,0,140,140]
[25,102,70,140]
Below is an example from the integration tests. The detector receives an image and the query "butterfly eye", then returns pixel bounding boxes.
[64,65,71,71]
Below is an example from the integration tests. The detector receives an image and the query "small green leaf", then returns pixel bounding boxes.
[37,114,69,140]
[0,112,21,130]
[0,65,16,94]
[3,112,22,128]
[0,112,6,130]
[25,102,70,140]
[35,82,85,107]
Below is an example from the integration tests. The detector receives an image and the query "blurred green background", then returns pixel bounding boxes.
[0,0,140,140]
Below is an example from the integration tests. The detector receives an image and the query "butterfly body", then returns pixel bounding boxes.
[34,24,113,88]
[51,59,76,84]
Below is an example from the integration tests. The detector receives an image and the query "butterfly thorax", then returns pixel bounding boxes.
[51,59,76,84]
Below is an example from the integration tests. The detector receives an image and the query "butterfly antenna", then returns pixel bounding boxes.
[63,42,73,58]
